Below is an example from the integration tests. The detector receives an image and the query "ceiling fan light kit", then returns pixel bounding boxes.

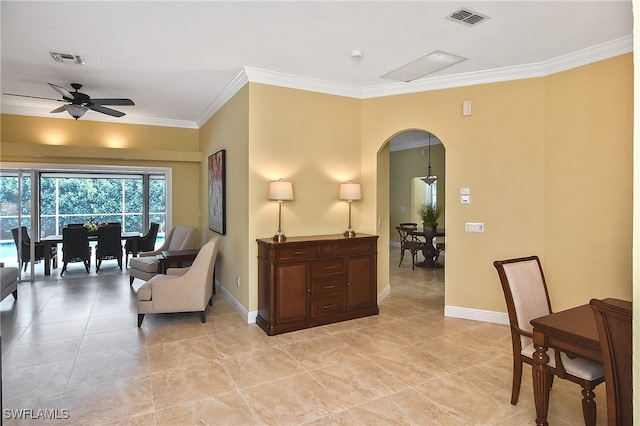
[45,82,135,120]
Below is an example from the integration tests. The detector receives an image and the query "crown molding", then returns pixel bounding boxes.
[196,69,249,128]
[0,105,199,129]
[201,35,632,123]
[5,35,632,129]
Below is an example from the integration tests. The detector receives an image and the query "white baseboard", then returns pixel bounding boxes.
[216,281,257,324]
[444,305,509,325]
[378,283,391,304]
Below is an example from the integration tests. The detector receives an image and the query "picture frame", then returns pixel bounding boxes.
[208,149,226,234]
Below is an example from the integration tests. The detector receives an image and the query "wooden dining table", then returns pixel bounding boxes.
[40,231,141,275]
[529,298,632,426]
[407,227,445,267]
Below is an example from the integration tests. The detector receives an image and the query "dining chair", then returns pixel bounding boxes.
[590,298,633,426]
[493,256,604,426]
[11,226,57,272]
[396,224,426,270]
[95,223,123,272]
[61,226,91,276]
[125,222,159,265]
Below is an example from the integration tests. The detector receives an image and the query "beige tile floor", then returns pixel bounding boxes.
[1,250,606,425]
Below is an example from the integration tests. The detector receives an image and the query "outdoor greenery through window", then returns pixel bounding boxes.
[0,170,167,242]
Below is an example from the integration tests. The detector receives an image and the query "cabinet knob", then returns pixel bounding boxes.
[347,282,351,286]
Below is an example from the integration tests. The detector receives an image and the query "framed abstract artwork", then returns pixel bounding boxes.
[208,149,226,234]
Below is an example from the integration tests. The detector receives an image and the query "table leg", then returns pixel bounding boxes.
[532,331,551,426]
[43,241,52,276]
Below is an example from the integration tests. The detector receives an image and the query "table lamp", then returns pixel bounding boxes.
[339,181,361,238]
[269,179,294,242]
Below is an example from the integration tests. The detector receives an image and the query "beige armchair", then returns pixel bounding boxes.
[129,225,197,285]
[137,236,220,326]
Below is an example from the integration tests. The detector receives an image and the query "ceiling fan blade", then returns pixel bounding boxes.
[2,92,64,102]
[88,104,125,117]
[48,83,74,100]
[50,105,68,113]
[90,98,135,106]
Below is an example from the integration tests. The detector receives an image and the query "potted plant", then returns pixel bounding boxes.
[416,202,441,232]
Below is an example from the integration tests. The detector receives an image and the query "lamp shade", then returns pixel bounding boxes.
[339,182,362,201]
[268,180,293,201]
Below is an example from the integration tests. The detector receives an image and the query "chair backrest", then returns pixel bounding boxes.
[139,222,160,252]
[167,225,197,251]
[181,236,220,304]
[11,226,31,249]
[399,222,418,229]
[62,226,90,261]
[493,256,552,349]
[96,224,122,257]
[590,298,633,426]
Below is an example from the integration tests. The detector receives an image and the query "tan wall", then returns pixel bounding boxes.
[199,86,250,307]
[0,114,202,234]
[363,53,633,313]
[246,84,363,310]
[544,55,634,310]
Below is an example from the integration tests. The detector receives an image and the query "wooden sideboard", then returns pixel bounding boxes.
[256,234,379,335]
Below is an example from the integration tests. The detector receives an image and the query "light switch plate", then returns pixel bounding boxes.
[465,222,484,232]
[460,195,470,204]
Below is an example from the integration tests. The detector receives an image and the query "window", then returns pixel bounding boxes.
[0,164,170,243]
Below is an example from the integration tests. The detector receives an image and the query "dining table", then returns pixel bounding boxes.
[407,227,445,268]
[40,231,141,275]
[529,298,632,426]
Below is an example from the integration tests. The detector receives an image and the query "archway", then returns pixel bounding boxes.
[381,129,447,294]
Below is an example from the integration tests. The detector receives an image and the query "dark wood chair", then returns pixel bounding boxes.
[96,223,123,272]
[590,298,633,426]
[11,226,57,272]
[61,226,91,276]
[396,224,426,270]
[493,256,605,425]
[125,222,159,265]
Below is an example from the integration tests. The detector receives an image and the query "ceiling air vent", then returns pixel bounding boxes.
[50,52,85,65]
[446,8,490,26]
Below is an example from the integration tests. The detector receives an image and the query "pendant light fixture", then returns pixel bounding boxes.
[421,133,437,185]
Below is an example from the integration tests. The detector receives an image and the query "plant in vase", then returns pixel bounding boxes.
[416,202,441,232]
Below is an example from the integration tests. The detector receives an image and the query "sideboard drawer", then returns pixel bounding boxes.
[311,277,344,298]
[311,296,345,317]
[275,246,316,261]
[311,258,344,277]
[336,240,375,256]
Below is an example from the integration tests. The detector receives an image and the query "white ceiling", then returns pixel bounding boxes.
[1,1,633,129]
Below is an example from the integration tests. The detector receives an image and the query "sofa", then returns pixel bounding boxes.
[1,266,19,302]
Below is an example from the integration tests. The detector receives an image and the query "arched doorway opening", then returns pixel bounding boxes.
[383,129,446,292]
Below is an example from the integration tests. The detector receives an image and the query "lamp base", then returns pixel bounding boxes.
[343,230,356,238]
[273,233,287,242]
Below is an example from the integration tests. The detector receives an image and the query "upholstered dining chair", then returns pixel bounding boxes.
[11,226,57,272]
[125,222,159,265]
[61,226,91,276]
[590,298,633,426]
[493,256,605,426]
[95,223,123,272]
[137,236,220,326]
[129,225,197,285]
[396,224,426,270]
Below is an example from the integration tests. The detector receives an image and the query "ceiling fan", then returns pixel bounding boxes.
[3,82,134,120]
